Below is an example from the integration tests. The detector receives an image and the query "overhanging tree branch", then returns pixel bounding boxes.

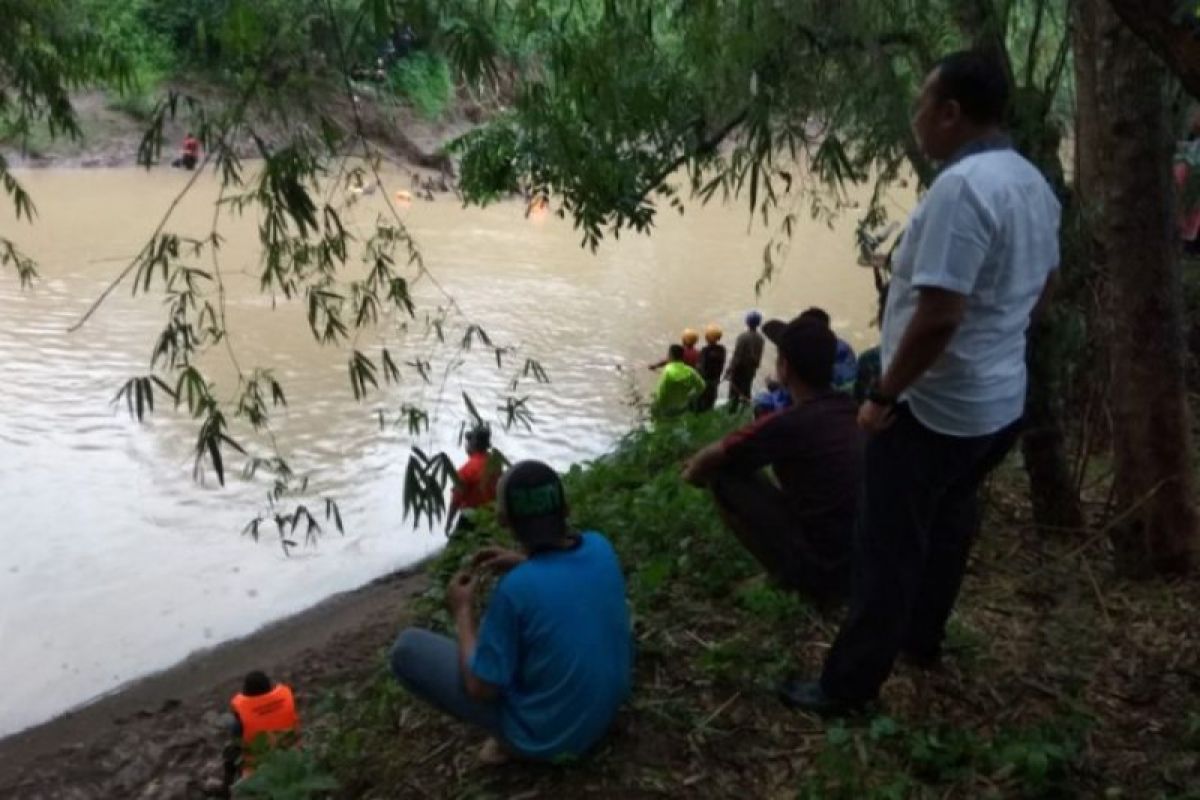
[1106,0,1200,100]
[635,108,749,204]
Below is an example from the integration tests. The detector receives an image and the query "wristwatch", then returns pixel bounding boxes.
[867,388,897,407]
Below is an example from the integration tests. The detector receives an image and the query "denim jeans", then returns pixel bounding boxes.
[820,405,1021,702]
[389,628,507,742]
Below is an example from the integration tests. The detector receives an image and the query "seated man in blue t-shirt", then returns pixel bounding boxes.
[389,460,633,764]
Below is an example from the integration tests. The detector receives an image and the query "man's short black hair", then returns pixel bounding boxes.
[933,50,1010,125]
[668,343,684,361]
[798,307,832,328]
[243,670,272,696]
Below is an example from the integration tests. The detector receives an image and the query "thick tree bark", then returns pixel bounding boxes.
[1106,0,1200,101]
[1071,0,1113,454]
[1074,0,1105,196]
[1087,1,1198,575]
[1021,319,1085,533]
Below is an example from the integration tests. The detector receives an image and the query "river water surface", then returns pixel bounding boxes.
[0,167,888,736]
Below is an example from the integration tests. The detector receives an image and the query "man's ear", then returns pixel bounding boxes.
[942,98,964,127]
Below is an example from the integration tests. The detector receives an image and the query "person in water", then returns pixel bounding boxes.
[649,329,701,370]
[726,311,765,409]
[447,426,501,535]
[390,460,632,765]
[693,324,727,412]
[651,344,706,419]
[683,316,862,603]
[173,132,200,170]
[223,670,299,790]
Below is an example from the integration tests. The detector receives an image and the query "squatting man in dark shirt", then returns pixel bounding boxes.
[682,316,864,605]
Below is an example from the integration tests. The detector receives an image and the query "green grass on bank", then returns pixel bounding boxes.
[240,413,1200,800]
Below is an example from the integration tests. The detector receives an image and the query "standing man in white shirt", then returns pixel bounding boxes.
[780,51,1062,713]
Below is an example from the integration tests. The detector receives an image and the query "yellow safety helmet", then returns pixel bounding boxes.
[704,324,723,343]
[681,328,700,347]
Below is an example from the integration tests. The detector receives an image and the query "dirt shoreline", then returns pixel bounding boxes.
[0,563,432,799]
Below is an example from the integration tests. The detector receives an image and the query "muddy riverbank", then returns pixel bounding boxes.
[0,566,429,800]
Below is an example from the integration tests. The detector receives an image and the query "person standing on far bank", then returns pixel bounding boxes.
[726,311,765,408]
[780,51,1061,713]
[694,324,727,412]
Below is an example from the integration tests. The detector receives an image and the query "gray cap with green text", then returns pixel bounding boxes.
[499,460,568,546]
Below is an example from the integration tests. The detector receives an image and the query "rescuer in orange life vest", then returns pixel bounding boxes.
[446,425,501,535]
[221,670,300,792]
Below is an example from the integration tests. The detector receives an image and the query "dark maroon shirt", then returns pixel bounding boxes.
[720,390,863,559]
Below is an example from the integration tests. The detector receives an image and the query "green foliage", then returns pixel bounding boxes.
[799,713,1091,799]
[388,52,454,120]
[563,413,756,596]
[233,747,338,799]
[436,0,1075,248]
[408,410,748,625]
[313,665,412,784]
[136,0,366,76]
[735,581,811,623]
[78,0,175,78]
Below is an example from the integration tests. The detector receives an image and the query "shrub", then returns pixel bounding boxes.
[388,52,454,121]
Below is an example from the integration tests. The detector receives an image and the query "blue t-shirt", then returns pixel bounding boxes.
[470,532,632,759]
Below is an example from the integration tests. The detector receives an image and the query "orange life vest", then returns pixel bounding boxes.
[230,684,299,772]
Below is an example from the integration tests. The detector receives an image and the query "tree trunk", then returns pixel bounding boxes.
[1088,0,1198,575]
[1021,322,1085,533]
[1074,0,1104,197]
[1071,0,1113,454]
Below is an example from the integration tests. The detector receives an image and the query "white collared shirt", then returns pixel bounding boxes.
[883,148,1061,436]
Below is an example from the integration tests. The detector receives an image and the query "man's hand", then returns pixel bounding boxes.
[681,457,704,487]
[446,570,476,615]
[682,441,725,487]
[857,400,896,434]
[472,546,525,574]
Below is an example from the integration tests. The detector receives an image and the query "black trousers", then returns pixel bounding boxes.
[820,405,1021,702]
[727,367,756,409]
[694,379,720,412]
[711,468,849,603]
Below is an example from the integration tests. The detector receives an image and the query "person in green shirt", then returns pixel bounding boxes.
[652,344,706,420]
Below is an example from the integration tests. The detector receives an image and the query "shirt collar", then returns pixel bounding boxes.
[944,133,1013,169]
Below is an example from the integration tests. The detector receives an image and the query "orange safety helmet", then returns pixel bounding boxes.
[704,324,723,344]
[681,328,700,347]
